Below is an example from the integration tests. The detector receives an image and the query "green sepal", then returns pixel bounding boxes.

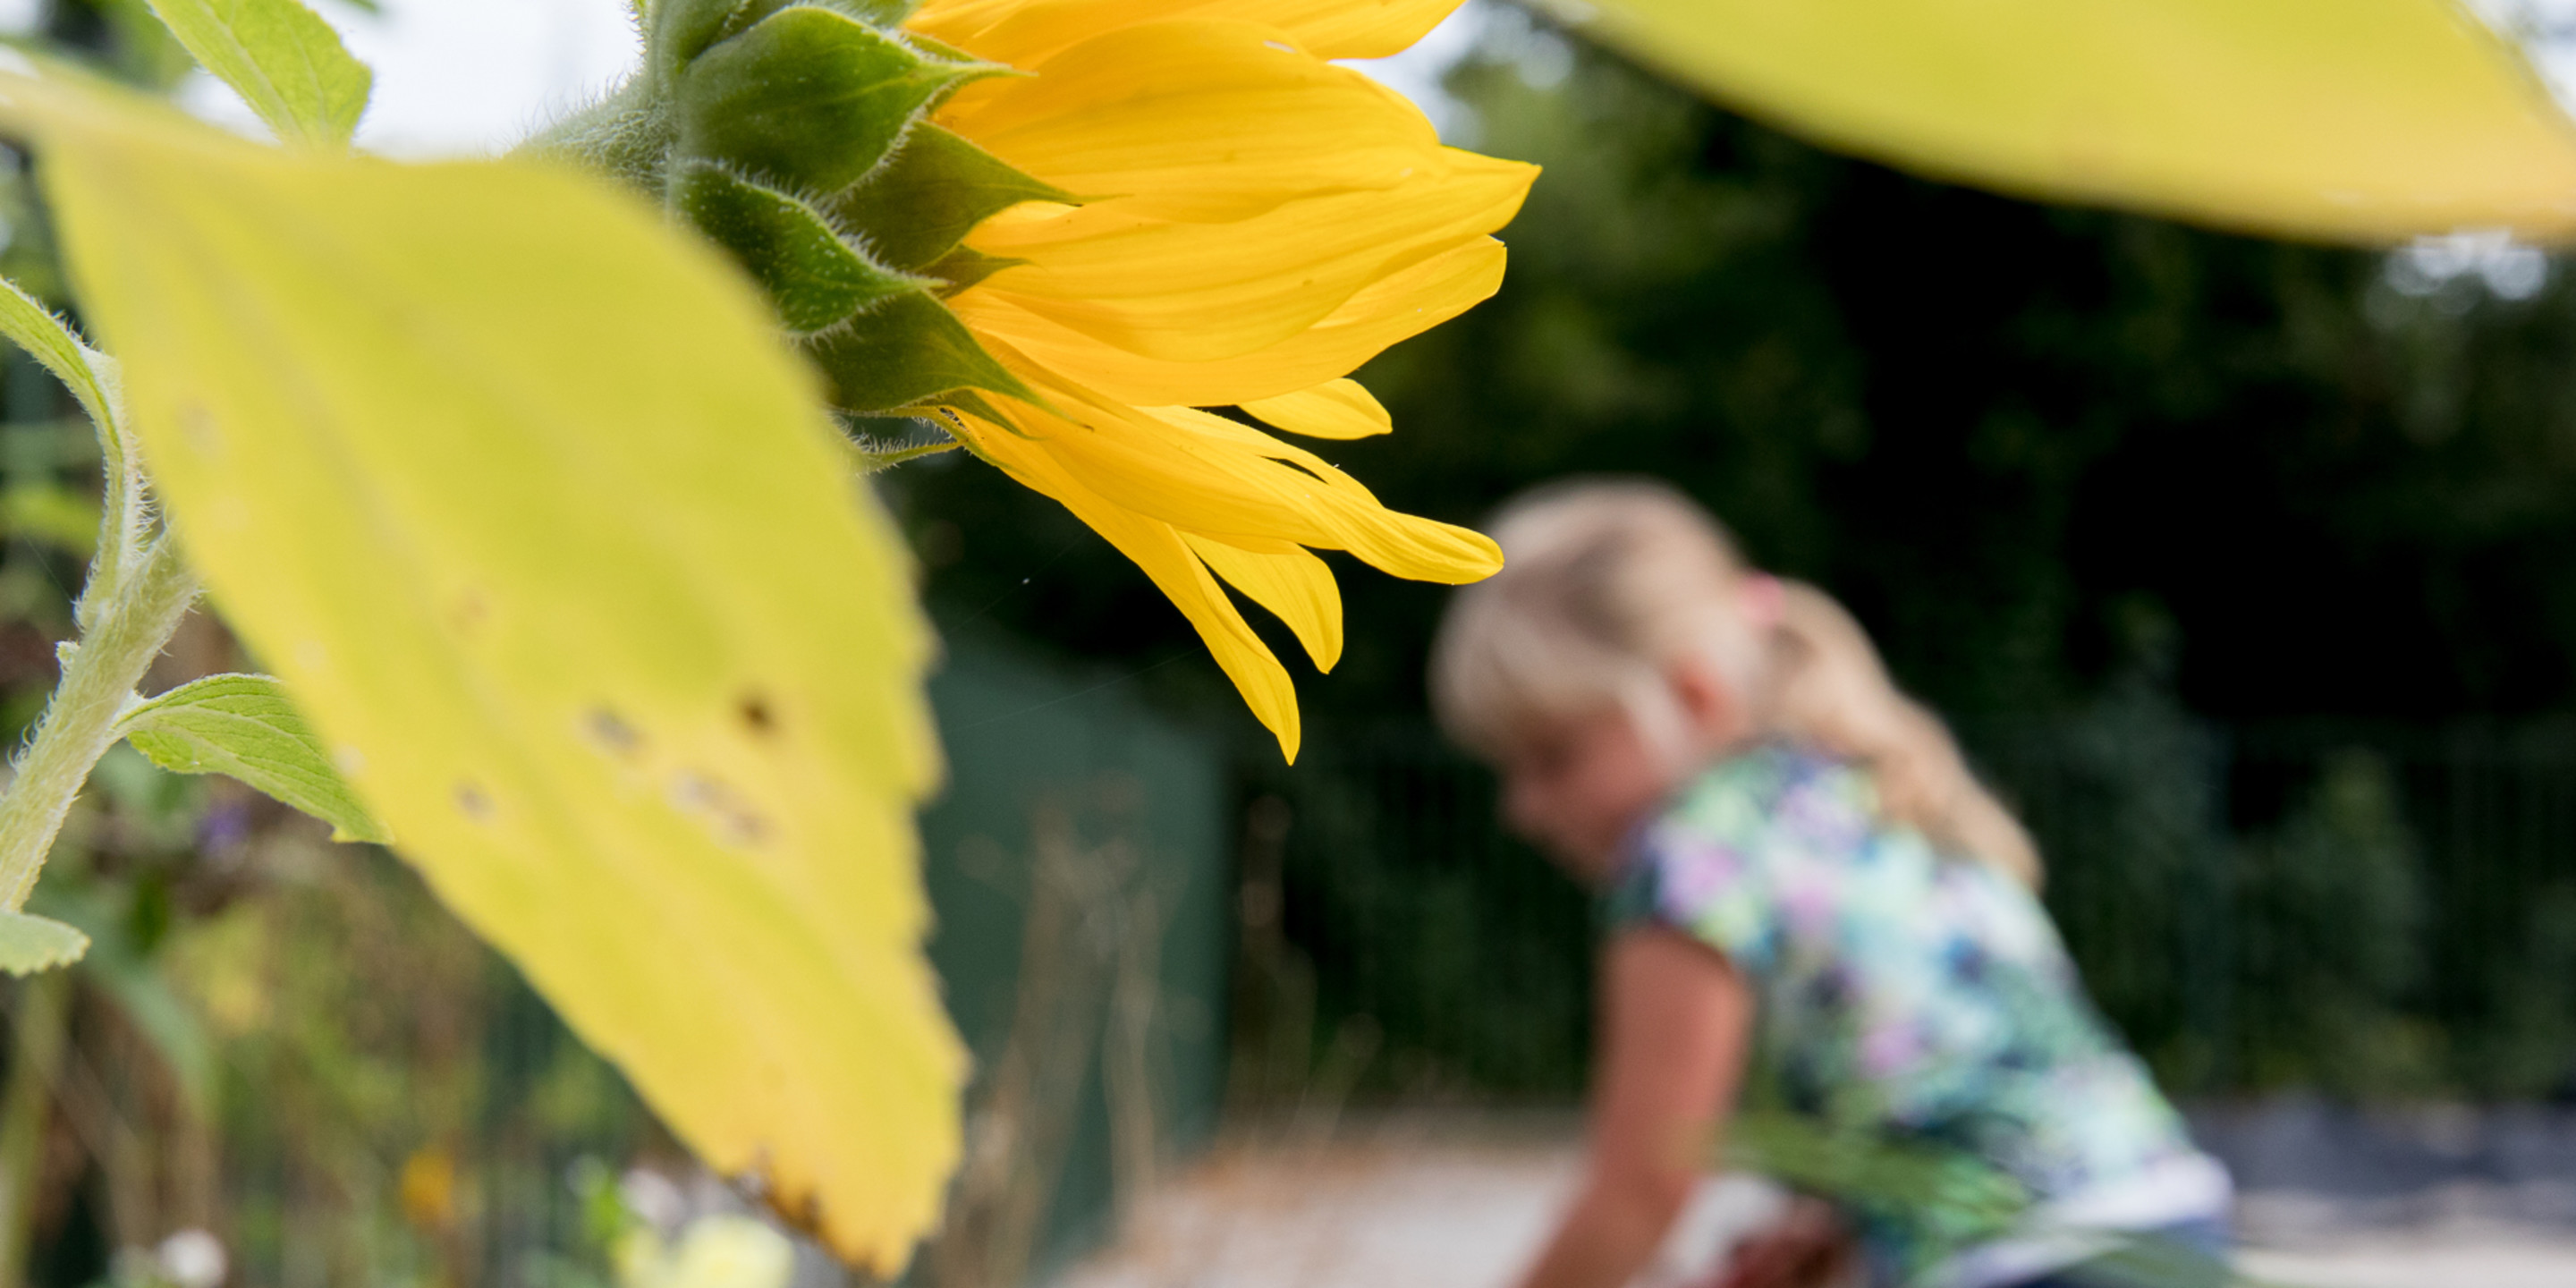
[760,1,922,27]
[845,429,961,475]
[926,246,1021,296]
[674,5,1004,198]
[895,29,985,67]
[673,163,925,335]
[655,0,924,84]
[803,290,1035,412]
[651,0,751,83]
[908,387,1039,437]
[0,911,88,975]
[828,123,1072,272]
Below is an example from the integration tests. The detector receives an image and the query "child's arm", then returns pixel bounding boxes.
[1513,925,1755,1288]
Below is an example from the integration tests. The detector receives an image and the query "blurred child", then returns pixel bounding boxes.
[1429,481,2230,1288]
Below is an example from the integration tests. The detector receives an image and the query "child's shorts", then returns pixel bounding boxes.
[2006,1216,2233,1288]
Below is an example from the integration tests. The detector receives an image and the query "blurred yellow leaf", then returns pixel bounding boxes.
[1,74,960,1270]
[1560,0,2576,243]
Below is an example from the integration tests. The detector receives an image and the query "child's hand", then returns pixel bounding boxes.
[1711,1197,1853,1288]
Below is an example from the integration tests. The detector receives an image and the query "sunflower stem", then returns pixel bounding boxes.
[515,76,675,195]
[0,534,198,912]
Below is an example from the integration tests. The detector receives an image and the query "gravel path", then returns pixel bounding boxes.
[1055,1113,2576,1288]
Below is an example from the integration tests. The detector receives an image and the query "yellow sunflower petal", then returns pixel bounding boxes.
[953,408,1304,759]
[965,155,1530,362]
[990,386,1354,551]
[912,0,1462,66]
[944,20,1444,223]
[1231,0,1467,58]
[1240,378,1392,440]
[1183,533,1345,672]
[951,233,1508,406]
[1144,406,1501,582]
[965,368,1497,582]
[899,0,1519,758]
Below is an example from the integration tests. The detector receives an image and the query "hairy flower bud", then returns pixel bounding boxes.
[541,0,1063,411]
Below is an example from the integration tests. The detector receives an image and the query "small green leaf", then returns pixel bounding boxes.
[0,277,125,457]
[674,6,999,196]
[0,910,88,975]
[829,123,1073,272]
[672,163,924,335]
[143,0,373,147]
[115,674,390,843]
[803,289,1034,412]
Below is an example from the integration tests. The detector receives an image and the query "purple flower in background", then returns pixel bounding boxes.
[198,800,252,854]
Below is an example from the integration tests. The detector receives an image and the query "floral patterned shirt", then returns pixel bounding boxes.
[1608,743,2224,1284]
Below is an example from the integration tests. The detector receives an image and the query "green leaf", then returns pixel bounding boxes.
[674,5,999,196]
[1562,0,2576,243]
[0,911,87,975]
[4,74,958,1272]
[671,163,924,335]
[802,288,1035,412]
[828,123,1073,273]
[142,0,373,147]
[115,673,390,843]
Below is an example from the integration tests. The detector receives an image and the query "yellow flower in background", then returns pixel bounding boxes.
[617,1215,795,1288]
[904,0,1536,760]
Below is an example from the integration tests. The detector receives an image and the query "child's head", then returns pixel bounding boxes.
[1430,479,2039,886]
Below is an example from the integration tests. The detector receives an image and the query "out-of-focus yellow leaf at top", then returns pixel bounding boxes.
[0,72,961,1271]
[1555,0,2576,244]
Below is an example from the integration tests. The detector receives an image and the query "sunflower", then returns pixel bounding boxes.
[544,0,1534,759]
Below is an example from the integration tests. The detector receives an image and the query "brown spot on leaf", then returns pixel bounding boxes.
[738,691,776,738]
[584,707,641,757]
[671,771,772,847]
[453,782,494,821]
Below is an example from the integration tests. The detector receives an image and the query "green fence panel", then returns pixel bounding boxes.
[914,634,1232,1284]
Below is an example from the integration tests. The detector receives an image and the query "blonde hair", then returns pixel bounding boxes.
[1430,479,2042,886]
